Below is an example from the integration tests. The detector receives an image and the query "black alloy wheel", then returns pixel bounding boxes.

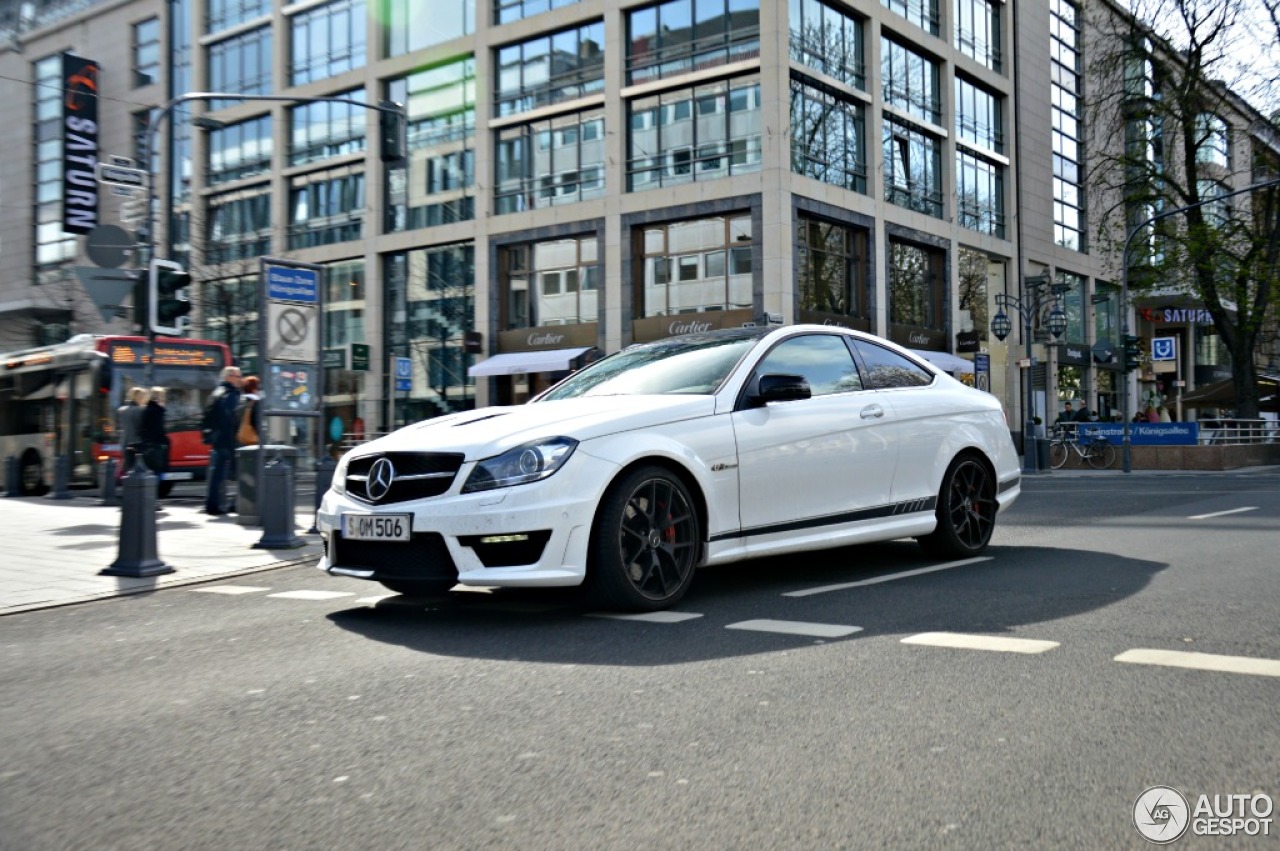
[917,455,997,558]
[588,466,700,612]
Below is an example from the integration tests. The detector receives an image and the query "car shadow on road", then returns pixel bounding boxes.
[326,541,1166,666]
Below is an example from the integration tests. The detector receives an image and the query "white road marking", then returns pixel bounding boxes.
[725,619,863,638]
[901,632,1059,654]
[266,590,356,600]
[587,611,704,623]
[194,585,270,595]
[1115,648,1280,678]
[783,557,992,597]
[1187,506,1258,520]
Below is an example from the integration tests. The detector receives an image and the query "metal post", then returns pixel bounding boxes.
[4,456,20,497]
[254,456,305,549]
[101,461,172,577]
[50,454,72,500]
[100,456,119,506]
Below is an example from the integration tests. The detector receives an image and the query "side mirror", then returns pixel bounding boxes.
[750,373,811,405]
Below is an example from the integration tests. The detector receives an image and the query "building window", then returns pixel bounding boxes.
[387,244,476,419]
[133,18,161,87]
[882,37,941,125]
[957,247,991,344]
[789,77,866,193]
[495,22,604,117]
[1197,179,1231,226]
[1094,281,1118,346]
[290,0,366,86]
[956,150,1004,237]
[1195,113,1230,167]
[496,0,579,24]
[386,0,474,56]
[627,0,760,85]
[882,0,938,37]
[501,236,599,329]
[207,0,269,33]
[495,109,604,213]
[637,215,754,317]
[789,0,864,89]
[289,90,366,166]
[627,76,762,191]
[388,58,476,231]
[888,239,944,332]
[208,115,272,185]
[288,169,365,248]
[884,118,942,218]
[208,26,273,101]
[207,190,272,264]
[33,55,75,268]
[955,77,1002,153]
[796,215,869,321]
[954,0,1000,71]
[1051,0,1084,251]
[1056,271,1086,342]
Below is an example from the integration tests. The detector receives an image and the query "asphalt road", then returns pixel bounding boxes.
[3,470,1279,850]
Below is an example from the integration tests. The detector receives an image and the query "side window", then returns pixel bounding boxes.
[853,340,934,388]
[754,334,863,396]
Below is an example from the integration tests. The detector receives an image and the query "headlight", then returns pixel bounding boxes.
[462,438,578,493]
[330,454,351,495]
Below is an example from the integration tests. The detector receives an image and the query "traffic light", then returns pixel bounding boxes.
[1122,334,1141,372]
[149,258,192,335]
[379,100,407,164]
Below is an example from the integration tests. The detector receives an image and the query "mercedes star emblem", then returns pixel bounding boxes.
[366,457,396,501]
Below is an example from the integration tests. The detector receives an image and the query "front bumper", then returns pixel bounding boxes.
[316,451,619,588]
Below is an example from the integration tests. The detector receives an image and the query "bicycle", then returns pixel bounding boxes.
[1049,425,1116,470]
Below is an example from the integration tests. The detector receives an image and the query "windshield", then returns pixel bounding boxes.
[538,333,761,400]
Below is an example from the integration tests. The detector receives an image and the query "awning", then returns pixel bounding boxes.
[910,349,975,375]
[468,347,591,377]
[1181,374,1280,412]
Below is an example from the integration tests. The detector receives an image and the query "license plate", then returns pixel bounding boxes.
[342,513,411,542]
[162,471,194,481]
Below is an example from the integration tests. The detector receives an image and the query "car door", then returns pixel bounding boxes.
[731,333,899,540]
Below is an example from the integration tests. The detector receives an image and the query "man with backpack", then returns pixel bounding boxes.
[202,366,243,515]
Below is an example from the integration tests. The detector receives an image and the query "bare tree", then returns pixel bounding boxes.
[1087,0,1280,418]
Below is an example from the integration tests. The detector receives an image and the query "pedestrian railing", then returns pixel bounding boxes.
[1197,419,1279,446]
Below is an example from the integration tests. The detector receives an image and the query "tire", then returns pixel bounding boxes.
[587,465,700,612]
[1049,441,1069,470]
[1087,440,1116,470]
[18,450,45,497]
[379,579,458,597]
[918,455,998,558]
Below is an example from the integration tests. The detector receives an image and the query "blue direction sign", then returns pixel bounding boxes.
[395,356,412,392]
[266,265,319,303]
[1151,336,1177,361]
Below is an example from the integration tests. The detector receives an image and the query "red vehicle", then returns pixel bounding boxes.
[1,334,233,495]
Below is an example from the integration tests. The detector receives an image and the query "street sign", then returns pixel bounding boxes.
[84,224,134,269]
[96,162,148,190]
[323,348,346,369]
[75,266,138,323]
[351,342,370,371]
[395,356,412,391]
[266,264,319,303]
[1152,336,1177,361]
[266,301,319,363]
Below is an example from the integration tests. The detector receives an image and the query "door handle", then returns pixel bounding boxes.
[860,404,884,419]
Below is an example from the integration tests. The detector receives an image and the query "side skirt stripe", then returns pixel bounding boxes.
[709,496,937,544]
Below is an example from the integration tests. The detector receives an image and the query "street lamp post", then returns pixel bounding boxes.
[991,274,1068,474]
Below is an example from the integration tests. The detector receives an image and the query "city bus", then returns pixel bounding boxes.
[0,334,233,496]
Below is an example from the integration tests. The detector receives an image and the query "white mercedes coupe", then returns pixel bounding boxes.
[316,325,1021,611]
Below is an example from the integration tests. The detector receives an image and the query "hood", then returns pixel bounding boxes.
[351,395,718,460]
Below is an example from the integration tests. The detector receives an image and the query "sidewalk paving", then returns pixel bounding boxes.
[1,494,323,616]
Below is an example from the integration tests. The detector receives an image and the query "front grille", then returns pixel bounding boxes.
[331,532,457,581]
[345,452,465,504]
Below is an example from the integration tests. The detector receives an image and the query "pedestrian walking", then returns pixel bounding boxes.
[140,386,170,475]
[202,366,243,515]
[116,385,149,475]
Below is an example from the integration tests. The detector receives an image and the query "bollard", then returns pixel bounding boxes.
[100,462,172,577]
[309,456,337,533]
[254,456,304,549]
[50,454,72,500]
[100,457,119,506]
[4,455,19,497]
